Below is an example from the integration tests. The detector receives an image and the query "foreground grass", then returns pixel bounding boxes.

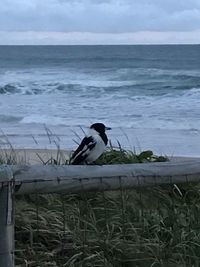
[1,146,200,266]
[15,186,200,267]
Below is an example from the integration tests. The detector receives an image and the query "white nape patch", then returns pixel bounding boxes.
[87,128,99,137]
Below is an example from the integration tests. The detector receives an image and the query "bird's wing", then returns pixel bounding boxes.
[70,136,96,164]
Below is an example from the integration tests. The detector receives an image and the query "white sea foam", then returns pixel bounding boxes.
[20,115,66,126]
[1,45,200,155]
[1,86,198,133]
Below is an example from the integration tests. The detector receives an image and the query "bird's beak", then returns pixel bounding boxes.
[105,126,112,130]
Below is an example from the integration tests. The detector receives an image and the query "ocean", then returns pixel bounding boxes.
[0,45,200,156]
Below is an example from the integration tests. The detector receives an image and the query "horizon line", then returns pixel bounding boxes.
[0,43,200,46]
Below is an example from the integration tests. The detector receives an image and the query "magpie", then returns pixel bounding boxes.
[70,123,111,165]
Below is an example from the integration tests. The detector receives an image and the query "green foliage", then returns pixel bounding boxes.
[96,148,168,165]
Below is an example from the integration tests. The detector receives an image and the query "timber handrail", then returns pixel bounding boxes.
[1,158,199,195]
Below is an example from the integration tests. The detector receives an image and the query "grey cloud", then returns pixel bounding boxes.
[0,0,200,32]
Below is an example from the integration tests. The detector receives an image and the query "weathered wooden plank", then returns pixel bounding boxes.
[0,166,14,267]
[8,158,200,195]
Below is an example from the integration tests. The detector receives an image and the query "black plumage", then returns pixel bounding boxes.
[70,123,111,165]
[70,136,96,165]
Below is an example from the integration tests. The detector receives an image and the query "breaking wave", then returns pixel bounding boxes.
[1,81,200,98]
[0,84,21,94]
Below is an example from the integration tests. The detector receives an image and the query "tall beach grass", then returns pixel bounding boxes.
[0,133,200,266]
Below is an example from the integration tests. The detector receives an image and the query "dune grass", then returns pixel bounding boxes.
[40,144,168,166]
[96,147,168,165]
[0,144,200,266]
[15,185,200,267]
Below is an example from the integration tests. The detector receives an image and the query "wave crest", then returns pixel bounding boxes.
[0,84,20,94]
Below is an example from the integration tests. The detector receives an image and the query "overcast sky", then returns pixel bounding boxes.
[1,0,200,44]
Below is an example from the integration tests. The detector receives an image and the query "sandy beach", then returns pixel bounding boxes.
[0,148,70,165]
[1,148,200,165]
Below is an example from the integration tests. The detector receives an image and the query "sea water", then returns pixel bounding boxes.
[0,45,200,156]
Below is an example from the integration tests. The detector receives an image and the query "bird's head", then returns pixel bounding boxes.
[90,123,111,134]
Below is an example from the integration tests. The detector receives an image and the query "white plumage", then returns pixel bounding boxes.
[70,123,111,165]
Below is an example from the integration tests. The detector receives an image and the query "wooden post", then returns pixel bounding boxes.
[0,165,14,267]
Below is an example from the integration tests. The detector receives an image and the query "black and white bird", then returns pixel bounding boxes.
[70,123,111,165]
